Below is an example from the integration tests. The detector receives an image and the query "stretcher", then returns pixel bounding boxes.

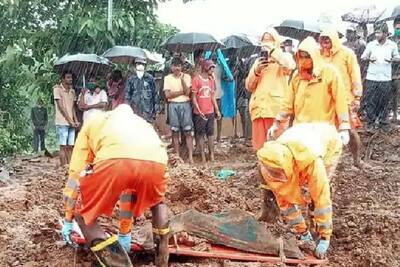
[70,232,327,265]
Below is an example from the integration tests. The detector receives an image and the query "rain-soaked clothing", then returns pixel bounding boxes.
[277,37,350,131]
[320,29,363,129]
[361,39,400,128]
[246,28,296,150]
[63,105,168,227]
[343,38,367,79]
[257,123,342,240]
[363,80,392,128]
[124,72,160,123]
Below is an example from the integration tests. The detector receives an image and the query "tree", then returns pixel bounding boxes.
[0,0,179,156]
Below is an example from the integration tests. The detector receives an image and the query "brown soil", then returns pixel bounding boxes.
[0,129,399,267]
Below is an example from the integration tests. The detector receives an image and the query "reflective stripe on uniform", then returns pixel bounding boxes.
[281,206,298,217]
[314,206,332,217]
[66,178,78,191]
[119,194,133,202]
[64,196,76,208]
[118,210,133,219]
[288,215,305,227]
[317,220,332,230]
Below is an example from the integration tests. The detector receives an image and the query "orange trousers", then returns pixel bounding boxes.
[251,118,274,151]
[79,159,167,225]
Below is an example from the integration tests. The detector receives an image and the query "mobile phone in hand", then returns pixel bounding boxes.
[260,50,269,61]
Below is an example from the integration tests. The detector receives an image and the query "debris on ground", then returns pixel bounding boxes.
[0,130,399,266]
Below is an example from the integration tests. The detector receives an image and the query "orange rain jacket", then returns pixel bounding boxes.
[63,104,168,224]
[277,37,350,130]
[257,122,342,240]
[320,28,363,104]
[246,28,296,121]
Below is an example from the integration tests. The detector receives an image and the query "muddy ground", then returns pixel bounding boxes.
[0,128,399,267]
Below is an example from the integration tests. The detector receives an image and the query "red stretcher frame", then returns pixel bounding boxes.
[70,232,328,265]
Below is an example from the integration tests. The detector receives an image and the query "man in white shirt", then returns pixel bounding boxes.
[78,82,108,123]
[361,23,400,131]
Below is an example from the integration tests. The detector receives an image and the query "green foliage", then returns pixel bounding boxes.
[0,0,180,156]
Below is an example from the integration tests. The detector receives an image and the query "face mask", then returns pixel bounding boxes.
[136,71,144,79]
[298,57,313,70]
[86,82,96,92]
[395,29,400,37]
[284,46,292,53]
[136,64,145,72]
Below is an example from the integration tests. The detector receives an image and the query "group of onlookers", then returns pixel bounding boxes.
[31,18,399,167]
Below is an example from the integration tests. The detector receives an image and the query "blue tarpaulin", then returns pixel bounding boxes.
[205,49,236,118]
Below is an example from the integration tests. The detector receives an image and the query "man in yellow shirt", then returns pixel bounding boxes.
[319,28,366,169]
[258,122,342,259]
[269,37,351,146]
[61,104,169,267]
[164,56,194,163]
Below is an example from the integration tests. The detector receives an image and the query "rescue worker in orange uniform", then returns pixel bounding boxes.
[258,122,342,259]
[319,28,367,169]
[268,37,351,146]
[61,104,169,267]
[245,27,296,151]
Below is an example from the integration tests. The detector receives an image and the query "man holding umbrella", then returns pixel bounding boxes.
[125,58,160,124]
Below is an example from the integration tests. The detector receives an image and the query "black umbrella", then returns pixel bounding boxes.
[342,5,386,24]
[102,46,161,65]
[222,34,260,58]
[162,32,225,53]
[275,20,321,41]
[378,5,400,22]
[54,54,112,87]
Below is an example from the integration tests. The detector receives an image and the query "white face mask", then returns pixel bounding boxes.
[136,64,145,71]
[136,71,144,79]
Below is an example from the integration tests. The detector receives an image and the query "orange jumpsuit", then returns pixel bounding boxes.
[257,123,342,240]
[320,28,363,129]
[276,37,351,131]
[63,104,168,232]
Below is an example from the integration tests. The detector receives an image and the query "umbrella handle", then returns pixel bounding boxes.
[83,74,86,88]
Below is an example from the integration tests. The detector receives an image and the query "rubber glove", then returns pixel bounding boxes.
[61,220,74,244]
[339,130,350,145]
[267,124,279,141]
[299,231,313,242]
[118,233,132,252]
[315,239,330,259]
